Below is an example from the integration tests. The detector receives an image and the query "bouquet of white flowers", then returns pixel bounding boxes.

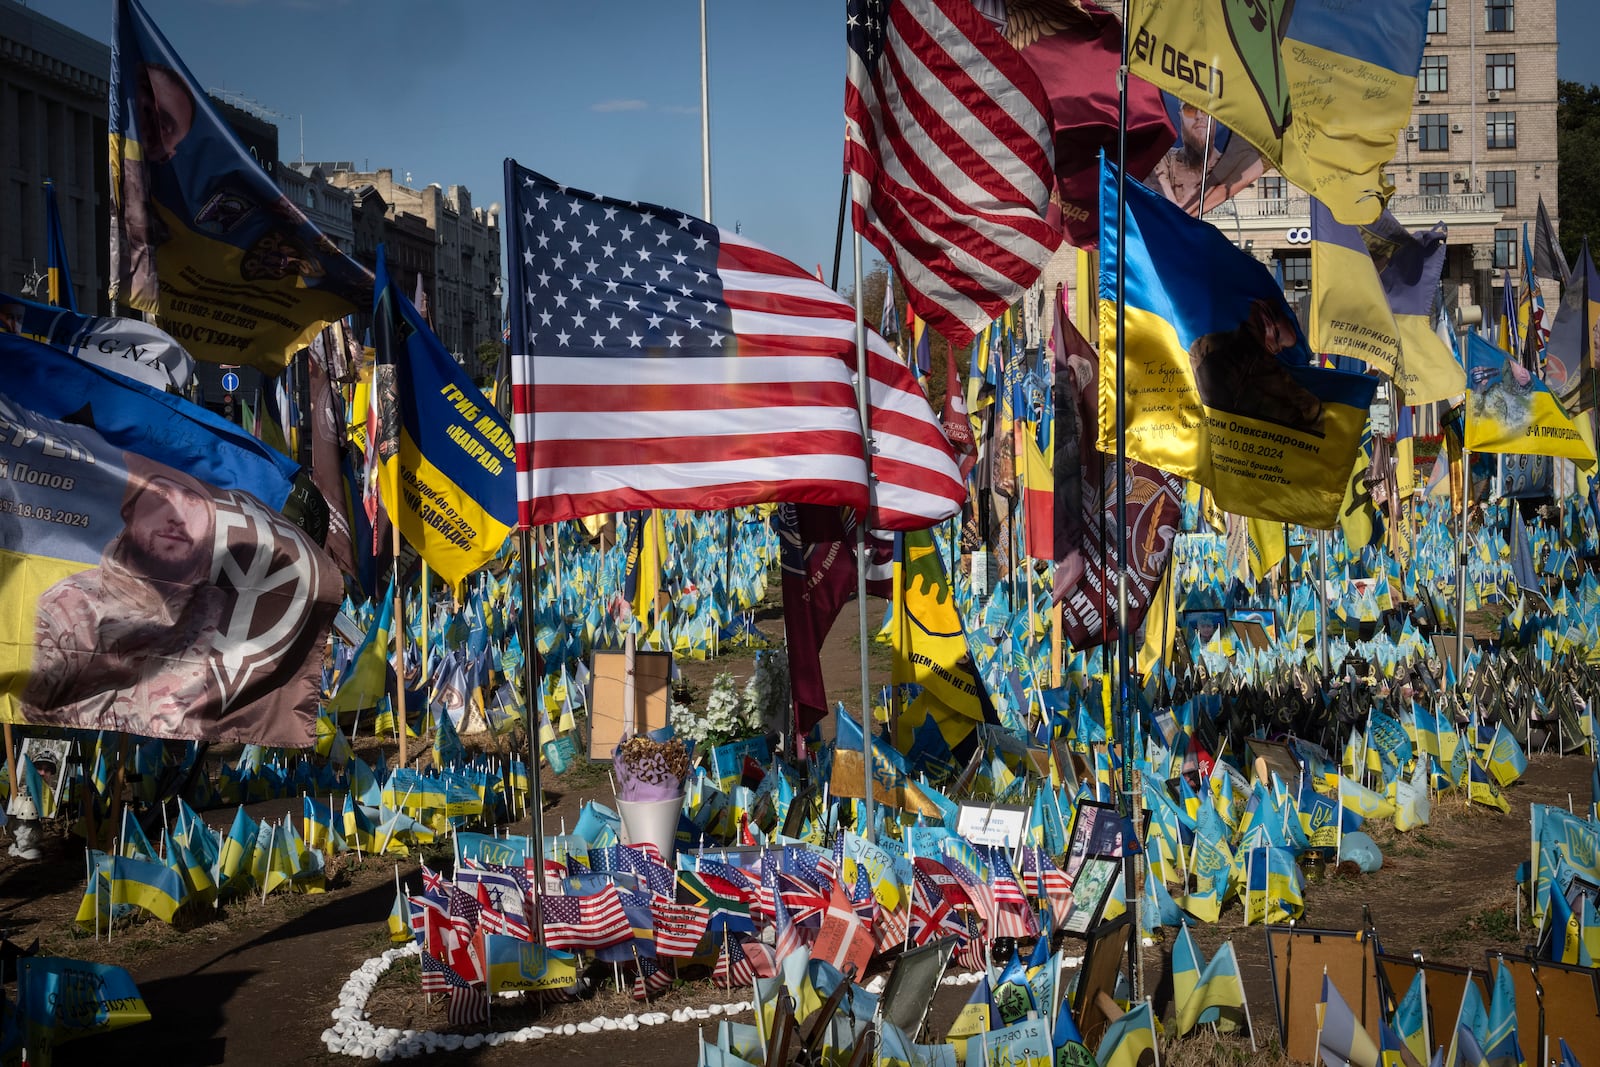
[671,670,766,749]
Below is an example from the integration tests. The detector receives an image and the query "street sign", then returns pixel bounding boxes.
[221,371,240,392]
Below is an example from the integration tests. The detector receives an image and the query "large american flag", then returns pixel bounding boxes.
[503,161,964,531]
[844,0,1061,348]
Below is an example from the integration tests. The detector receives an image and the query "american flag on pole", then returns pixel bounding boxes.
[419,949,454,995]
[435,957,489,1027]
[649,897,712,958]
[502,161,964,531]
[539,886,633,951]
[844,0,1062,348]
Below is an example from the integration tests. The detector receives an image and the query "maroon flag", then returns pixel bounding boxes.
[941,344,977,480]
[1049,298,1181,650]
[776,504,891,734]
[306,335,357,581]
[999,1,1174,249]
[845,0,1062,347]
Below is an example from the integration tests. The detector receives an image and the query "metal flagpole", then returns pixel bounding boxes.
[1113,12,1140,1000]
[518,526,546,942]
[1317,529,1331,675]
[1457,446,1471,692]
[699,0,713,223]
[851,229,876,843]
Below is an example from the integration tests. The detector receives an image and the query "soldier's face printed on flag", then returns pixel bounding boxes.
[125,475,212,582]
[135,64,194,165]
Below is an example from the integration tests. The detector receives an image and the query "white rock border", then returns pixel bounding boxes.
[322,945,1086,1060]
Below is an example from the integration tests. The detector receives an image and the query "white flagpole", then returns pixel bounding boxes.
[850,229,876,844]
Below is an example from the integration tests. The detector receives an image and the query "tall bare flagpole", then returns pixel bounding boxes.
[1113,12,1140,1000]
[700,0,713,222]
[850,229,876,843]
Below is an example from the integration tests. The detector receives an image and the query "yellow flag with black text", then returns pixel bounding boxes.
[373,247,516,586]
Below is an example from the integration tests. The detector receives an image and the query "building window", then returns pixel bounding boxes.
[1419,55,1448,92]
[1419,114,1450,151]
[1419,171,1450,198]
[1278,252,1311,289]
[1428,0,1448,33]
[1259,175,1287,200]
[1487,169,1516,208]
[1494,227,1517,269]
[1486,53,1516,91]
[1486,111,1517,148]
[1485,0,1513,32]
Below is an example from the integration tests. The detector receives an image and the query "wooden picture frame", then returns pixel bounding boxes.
[1073,912,1132,1049]
[1265,925,1380,1063]
[586,649,672,762]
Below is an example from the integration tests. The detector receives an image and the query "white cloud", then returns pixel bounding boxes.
[591,99,649,113]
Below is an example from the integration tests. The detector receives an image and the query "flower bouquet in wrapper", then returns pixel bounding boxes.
[613,734,689,862]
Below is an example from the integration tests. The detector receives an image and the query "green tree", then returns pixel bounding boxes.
[1558,80,1600,256]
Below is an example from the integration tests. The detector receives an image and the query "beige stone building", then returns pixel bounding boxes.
[319,167,503,365]
[1053,0,1559,341]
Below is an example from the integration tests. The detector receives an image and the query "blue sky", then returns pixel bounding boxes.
[47,0,855,278]
[44,0,1600,285]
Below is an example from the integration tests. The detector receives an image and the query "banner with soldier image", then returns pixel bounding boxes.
[0,393,340,746]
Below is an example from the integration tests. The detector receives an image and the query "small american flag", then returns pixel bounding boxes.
[844,0,1060,347]
[539,886,632,951]
[631,956,673,1001]
[435,959,489,1027]
[446,885,481,943]
[503,162,963,531]
[419,950,454,995]
[711,934,756,988]
[649,898,711,959]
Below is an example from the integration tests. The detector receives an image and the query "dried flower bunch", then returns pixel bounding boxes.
[614,735,690,802]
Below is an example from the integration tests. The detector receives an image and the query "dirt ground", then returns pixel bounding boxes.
[7,596,1588,1066]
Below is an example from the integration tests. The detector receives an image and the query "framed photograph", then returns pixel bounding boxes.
[1061,856,1121,936]
[1063,799,1123,879]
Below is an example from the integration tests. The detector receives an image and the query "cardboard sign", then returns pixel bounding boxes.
[586,649,671,761]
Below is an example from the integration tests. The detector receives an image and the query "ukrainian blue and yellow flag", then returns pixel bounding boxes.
[17,957,149,1053]
[485,934,578,993]
[1367,216,1466,405]
[1463,332,1595,461]
[44,180,77,312]
[1097,158,1377,527]
[111,854,186,924]
[1310,198,1402,379]
[1128,0,1433,225]
[373,247,516,587]
[110,0,370,369]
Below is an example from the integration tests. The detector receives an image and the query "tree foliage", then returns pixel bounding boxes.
[1557,80,1600,256]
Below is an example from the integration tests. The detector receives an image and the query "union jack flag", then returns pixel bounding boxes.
[782,845,836,895]
[420,863,446,897]
[778,872,827,925]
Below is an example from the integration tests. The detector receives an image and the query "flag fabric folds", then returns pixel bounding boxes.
[109,0,370,369]
[0,331,296,511]
[503,162,964,531]
[371,246,516,587]
[1097,158,1377,527]
[17,957,149,1056]
[0,288,195,394]
[1128,0,1433,225]
[996,0,1174,251]
[1463,332,1595,461]
[0,393,340,746]
[843,0,1061,347]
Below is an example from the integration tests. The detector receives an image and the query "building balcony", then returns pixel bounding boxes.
[1203,192,1502,242]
